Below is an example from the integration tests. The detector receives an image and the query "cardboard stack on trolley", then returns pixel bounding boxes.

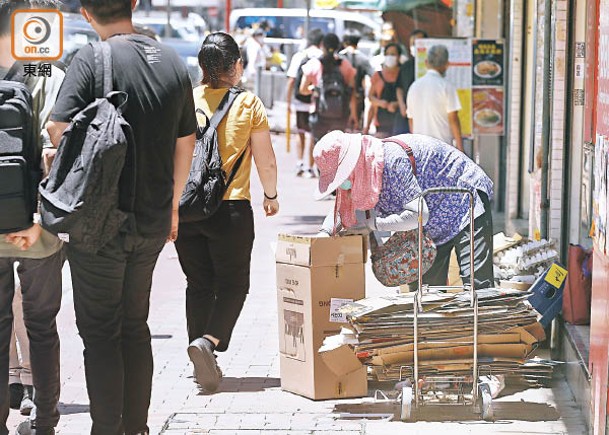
[275,188,565,421]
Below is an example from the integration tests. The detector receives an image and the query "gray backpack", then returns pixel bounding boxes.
[40,41,136,252]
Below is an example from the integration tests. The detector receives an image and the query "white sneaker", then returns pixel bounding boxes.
[295,162,305,177]
[303,169,316,179]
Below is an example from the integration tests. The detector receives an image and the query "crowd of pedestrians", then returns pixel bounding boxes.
[285,25,465,178]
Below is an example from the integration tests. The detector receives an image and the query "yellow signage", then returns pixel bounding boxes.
[314,0,340,8]
[544,264,568,289]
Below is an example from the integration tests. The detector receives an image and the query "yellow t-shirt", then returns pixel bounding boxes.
[193,85,269,201]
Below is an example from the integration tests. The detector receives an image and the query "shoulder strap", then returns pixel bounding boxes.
[93,41,113,98]
[208,87,243,130]
[225,146,247,189]
[382,138,416,176]
[378,71,386,84]
[3,61,25,82]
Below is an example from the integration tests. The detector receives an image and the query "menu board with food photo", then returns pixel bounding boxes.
[473,88,504,135]
[472,39,504,87]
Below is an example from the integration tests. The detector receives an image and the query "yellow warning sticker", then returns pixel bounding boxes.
[544,264,568,288]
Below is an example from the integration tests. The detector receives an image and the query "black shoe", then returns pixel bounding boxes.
[9,383,24,410]
[187,338,222,393]
[15,420,54,435]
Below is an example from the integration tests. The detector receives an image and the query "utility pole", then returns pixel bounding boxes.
[225,0,231,32]
[305,0,311,37]
[165,0,171,38]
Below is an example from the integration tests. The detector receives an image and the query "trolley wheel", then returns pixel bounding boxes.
[478,383,494,421]
[400,385,413,421]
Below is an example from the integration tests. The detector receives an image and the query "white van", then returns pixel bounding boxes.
[230,8,380,54]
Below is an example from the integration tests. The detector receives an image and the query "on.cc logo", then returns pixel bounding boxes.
[22,16,52,45]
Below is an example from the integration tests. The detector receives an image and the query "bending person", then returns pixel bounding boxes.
[316,131,494,289]
[175,32,279,394]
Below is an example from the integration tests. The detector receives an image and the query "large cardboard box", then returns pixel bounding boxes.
[276,234,368,400]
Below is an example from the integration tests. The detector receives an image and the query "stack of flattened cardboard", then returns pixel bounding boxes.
[330,288,555,386]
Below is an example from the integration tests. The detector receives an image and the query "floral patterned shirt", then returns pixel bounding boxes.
[375,134,494,246]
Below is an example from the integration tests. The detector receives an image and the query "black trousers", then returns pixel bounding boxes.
[66,233,165,435]
[174,200,255,352]
[410,191,494,290]
[0,249,63,433]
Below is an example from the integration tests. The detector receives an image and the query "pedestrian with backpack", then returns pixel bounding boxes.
[44,0,197,433]
[365,43,402,138]
[286,28,323,178]
[340,29,374,132]
[174,32,279,395]
[0,1,66,433]
[299,33,358,144]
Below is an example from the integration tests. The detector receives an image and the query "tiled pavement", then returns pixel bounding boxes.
[6,132,588,434]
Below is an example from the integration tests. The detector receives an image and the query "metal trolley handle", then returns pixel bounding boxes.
[417,187,476,303]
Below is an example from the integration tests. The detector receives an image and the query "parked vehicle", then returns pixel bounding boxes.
[62,12,99,65]
[230,8,380,56]
[132,11,205,42]
[162,38,201,86]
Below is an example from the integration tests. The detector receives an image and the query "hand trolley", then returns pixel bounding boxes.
[397,187,494,422]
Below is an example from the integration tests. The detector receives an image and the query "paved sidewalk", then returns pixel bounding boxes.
[7,133,587,434]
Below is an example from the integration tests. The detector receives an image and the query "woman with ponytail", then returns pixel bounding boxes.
[299,33,358,146]
[174,32,279,394]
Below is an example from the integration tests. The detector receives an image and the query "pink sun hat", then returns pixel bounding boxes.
[313,131,362,200]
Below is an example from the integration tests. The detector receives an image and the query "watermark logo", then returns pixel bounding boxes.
[11,10,63,61]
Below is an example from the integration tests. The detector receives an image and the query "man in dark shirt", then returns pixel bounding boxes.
[46,0,196,433]
[395,29,428,134]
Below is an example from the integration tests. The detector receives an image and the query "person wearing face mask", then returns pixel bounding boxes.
[394,29,428,134]
[406,44,464,152]
[365,43,401,138]
[315,131,494,290]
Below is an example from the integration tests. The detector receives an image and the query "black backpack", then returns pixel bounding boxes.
[293,55,312,104]
[179,87,244,222]
[39,41,136,253]
[314,58,351,122]
[0,63,40,234]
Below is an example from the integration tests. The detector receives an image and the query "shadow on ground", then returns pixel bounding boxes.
[333,401,560,422]
[279,215,327,226]
[58,402,90,415]
[196,377,281,394]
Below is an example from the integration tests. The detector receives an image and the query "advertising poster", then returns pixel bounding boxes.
[415,38,473,136]
[472,88,504,135]
[471,39,505,136]
[593,134,608,253]
[472,39,504,86]
[593,0,609,253]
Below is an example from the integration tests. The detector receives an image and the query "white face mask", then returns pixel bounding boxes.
[384,55,398,68]
[410,45,416,57]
